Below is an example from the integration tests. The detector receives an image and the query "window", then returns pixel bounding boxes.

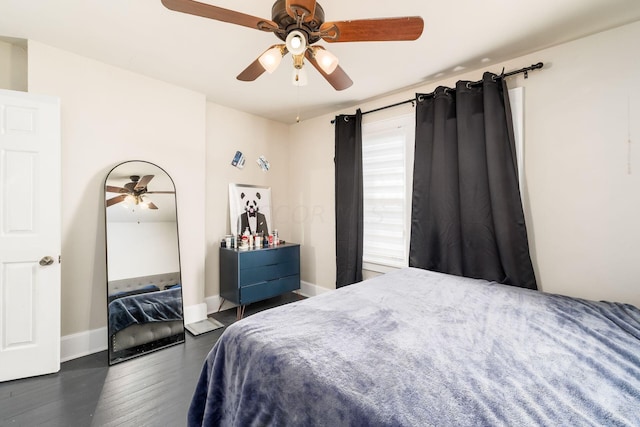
[361,88,523,273]
[362,114,415,272]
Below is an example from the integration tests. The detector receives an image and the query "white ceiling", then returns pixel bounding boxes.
[2,0,640,124]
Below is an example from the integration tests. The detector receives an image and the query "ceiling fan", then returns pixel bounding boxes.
[106,175,174,210]
[161,0,424,90]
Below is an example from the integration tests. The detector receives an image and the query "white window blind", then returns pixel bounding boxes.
[362,114,414,271]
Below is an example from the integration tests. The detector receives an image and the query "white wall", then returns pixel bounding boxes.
[288,21,640,307]
[106,222,179,281]
[0,37,27,91]
[287,114,340,289]
[521,22,640,304]
[27,41,206,335]
[205,103,290,300]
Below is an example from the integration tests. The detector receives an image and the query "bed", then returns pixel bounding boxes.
[188,267,640,426]
[107,272,185,362]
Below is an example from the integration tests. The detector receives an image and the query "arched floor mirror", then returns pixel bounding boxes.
[104,160,184,365]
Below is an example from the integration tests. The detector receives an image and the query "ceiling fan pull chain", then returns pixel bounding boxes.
[296,81,301,123]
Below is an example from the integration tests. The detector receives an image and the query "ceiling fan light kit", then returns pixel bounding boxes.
[259,45,285,73]
[285,30,307,55]
[312,47,338,74]
[127,194,153,209]
[291,53,307,85]
[161,0,424,90]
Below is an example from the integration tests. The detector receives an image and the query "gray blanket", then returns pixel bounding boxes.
[188,268,640,426]
[108,287,183,334]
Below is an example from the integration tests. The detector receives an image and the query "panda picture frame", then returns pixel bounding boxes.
[229,183,273,238]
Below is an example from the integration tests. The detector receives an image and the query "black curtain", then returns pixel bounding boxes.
[410,72,537,290]
[334,109,363,287]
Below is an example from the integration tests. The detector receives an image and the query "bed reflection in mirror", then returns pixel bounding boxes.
[104,160,184,365]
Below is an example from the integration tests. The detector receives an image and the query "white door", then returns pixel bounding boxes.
[0,89,61,382]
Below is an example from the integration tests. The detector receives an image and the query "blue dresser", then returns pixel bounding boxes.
[220,243,300,317]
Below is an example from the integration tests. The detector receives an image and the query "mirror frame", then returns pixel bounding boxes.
[104,160,184,364]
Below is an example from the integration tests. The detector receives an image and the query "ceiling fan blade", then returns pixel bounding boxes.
[147,201,159,210]
[237,45,287,82]
[320,17,424,42]
[285,0,317,22]
[106,185,128,194]
[237,58,266,82]
[106,194,127,207]
[135,175,154,190]
[305,48,353,91]
[161,0,279,32]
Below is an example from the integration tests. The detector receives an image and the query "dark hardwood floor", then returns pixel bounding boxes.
[0,293,301,427]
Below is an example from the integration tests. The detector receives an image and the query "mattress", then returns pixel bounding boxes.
[188,267,640,426]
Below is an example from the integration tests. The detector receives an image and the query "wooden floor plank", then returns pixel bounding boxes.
[0,293,301,427]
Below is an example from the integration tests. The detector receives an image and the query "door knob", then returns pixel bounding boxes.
[39,256,54,266]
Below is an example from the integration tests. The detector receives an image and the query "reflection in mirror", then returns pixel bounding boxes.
[105,160,184,365]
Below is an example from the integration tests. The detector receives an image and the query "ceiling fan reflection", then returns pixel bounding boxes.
[106,175,175,210]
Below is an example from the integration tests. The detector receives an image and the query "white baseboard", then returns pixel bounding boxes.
[60,282,332,362]
[298,280,332,297]
[184,302,207,325]
[60,327,107,363]
[204,294,238,314]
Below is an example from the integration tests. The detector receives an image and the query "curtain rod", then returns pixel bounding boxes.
[331,62,543,124]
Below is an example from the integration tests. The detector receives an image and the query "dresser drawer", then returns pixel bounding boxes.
[219,243,300,307]
[240,261,299,286]
[238,246,299,269]
[240,275,300,305]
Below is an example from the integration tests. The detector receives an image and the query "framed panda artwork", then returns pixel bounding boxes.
[229,184,272,237]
